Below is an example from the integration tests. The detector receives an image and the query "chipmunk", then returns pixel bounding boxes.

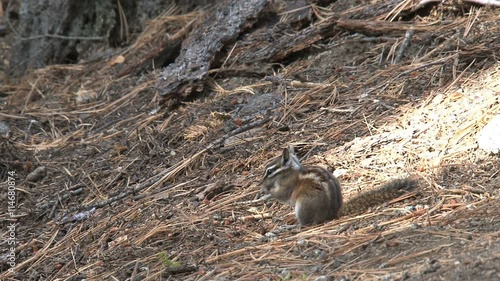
[260,146,417,226]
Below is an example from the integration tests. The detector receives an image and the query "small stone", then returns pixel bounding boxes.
[410,223,421,229]
[477,115,500,154]
[297,239,308,247]
[26,166,47,183]
[405,205,417,212]
[310,265,322,272]
[314,276,333,281]
[333,168,348,178]
[0,121,10,136]
[278,269,290,279]
[264,232,277,241]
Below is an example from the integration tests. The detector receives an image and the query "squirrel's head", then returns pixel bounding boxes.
[260,145,303,194]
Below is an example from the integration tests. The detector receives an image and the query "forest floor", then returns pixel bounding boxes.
[1,0,499,280]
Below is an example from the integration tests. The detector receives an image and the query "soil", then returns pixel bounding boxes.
[0,0,499,280]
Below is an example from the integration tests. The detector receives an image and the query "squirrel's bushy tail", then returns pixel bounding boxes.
[338,178,418,217]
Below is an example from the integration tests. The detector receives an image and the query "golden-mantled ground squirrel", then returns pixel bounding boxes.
[260,146,417,226]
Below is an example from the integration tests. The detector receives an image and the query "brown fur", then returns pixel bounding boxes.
[260,146,417,226]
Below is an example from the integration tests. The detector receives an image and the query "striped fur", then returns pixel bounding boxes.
[260,146,342,225]
[260,146,418,226]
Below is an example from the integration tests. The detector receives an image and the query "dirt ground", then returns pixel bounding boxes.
[0,1,499,280]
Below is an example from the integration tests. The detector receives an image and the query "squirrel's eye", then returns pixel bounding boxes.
[265,166,276,177]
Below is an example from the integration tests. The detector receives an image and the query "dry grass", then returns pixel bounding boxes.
[0,0,499,280]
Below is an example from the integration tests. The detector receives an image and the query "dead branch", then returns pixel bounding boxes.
[395,27,415,64]
[158,0,269,107]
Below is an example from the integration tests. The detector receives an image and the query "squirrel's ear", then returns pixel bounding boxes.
[281,147,290,165]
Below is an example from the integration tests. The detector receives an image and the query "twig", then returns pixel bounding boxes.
[412,0,500,13]
[234,194,271,205]
[394,27,414,64]
[364,56,453,96]
[38,188,83,210]
[162,265,198,276]
[57,171,169,223]
[57,117,272,223]
[238,213,272,222]
[18,34,106,41]
[210,117,272,149]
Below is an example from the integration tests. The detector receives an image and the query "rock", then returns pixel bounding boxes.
[477,115,500,154]
[0,121,10,136]
[26,166,47,183]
